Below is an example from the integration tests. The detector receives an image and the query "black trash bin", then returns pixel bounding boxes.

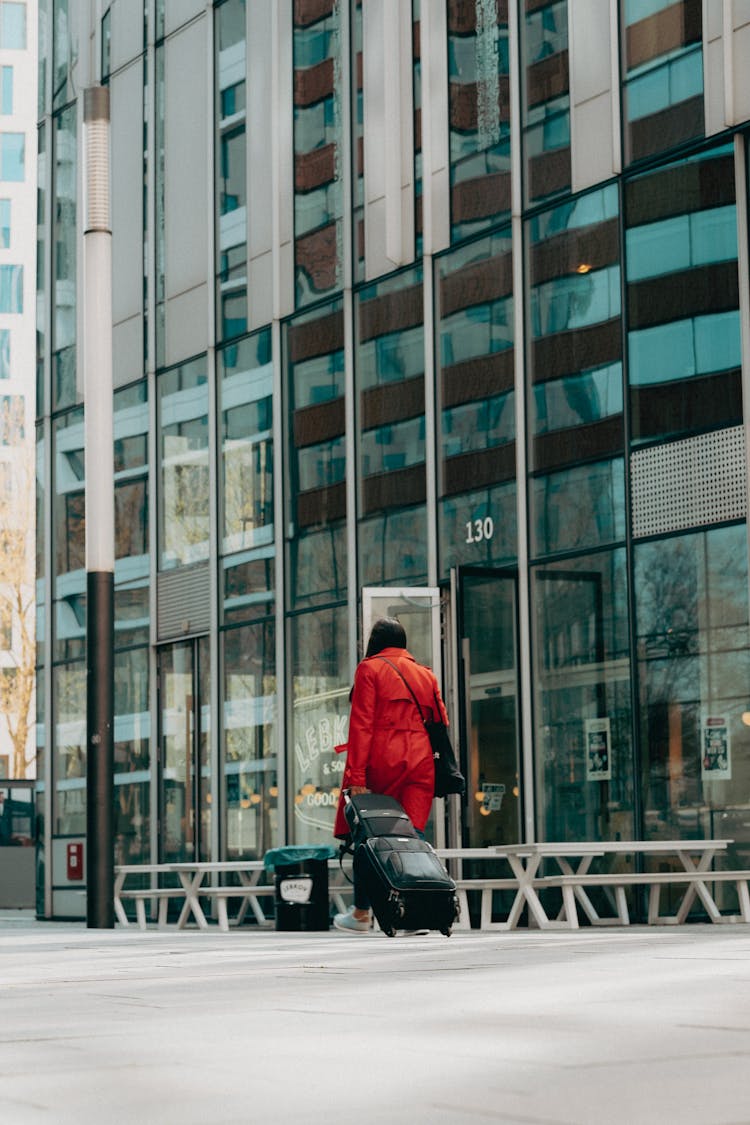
[263,844,337,931]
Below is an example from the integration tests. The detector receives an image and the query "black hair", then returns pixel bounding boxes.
[365,616,407,658]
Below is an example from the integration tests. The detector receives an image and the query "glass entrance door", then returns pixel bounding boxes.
[457,567,522,847]
[158,638,211,863]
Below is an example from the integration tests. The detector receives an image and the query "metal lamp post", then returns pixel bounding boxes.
[83,87,115,928]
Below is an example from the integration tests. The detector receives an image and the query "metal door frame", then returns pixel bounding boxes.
[450,565,524,849]
[156,637,208,863]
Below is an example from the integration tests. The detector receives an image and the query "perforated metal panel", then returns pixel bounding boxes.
[157,563,211,641]
[631,426,747,539]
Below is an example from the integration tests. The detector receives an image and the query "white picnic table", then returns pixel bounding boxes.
[114,857,353,932]
[436,839,737,930]
[115,839,744,932]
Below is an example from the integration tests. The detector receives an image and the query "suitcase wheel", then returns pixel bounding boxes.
[440,927,452,937]
[383,924,397,938]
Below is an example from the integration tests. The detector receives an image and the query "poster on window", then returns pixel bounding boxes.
[585,718,611,781]
[701,715,731,780]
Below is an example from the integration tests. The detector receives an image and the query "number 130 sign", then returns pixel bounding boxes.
[465,517,494,544]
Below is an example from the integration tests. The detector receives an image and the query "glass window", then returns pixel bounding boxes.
[0,2,25,48]
[533,549,635,842]
[289,607,349,845]
[52,408,85,661]
[0,328,9,377]
[1,66,12,113]
[0,263,21,312]
[622,0,703,164]
[222,620,278,859]
[53,663,86,835]
[0,133,23,180]
[436,228,517,573]
[356,266,427,587]
[114,647,150,866]
[220,329,273,558]
[447,0,511,242]
[0,197,9,246]
[293,0,343,306]
[114,382,149,644]
[285,299,347,609]
[521,0,570,206]
[625,145,741,444]
[157,356,209,570]
[352,0,364,283]
[533,459,626,556]
[215,0,246,343]
[635,524,750,864]
[527,186,624,557]
[0,393,23,443]
[53,107,78,409]
[101,8,111,81]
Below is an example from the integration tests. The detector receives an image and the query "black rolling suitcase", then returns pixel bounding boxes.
[343,792,460,938]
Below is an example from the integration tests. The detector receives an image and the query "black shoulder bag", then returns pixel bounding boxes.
[377,657,465,799]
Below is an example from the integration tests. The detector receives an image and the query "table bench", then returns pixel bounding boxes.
[436,840,739,931]
[540,869,750,927]
[115,859,353,931]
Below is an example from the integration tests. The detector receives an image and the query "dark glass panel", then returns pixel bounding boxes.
[448,0,511,241]
[622,0,704,164]
[286,299,347,608]
[293,0,342,306]
[356,266,427,586]
[521,0,570,206]
[635,525,750,870]
[533,550,635,842]
[222,620,278,858]
[436,229,517,573]
[625,145,741,445]
[289,606,349,845]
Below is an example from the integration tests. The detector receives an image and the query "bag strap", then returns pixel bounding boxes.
[375,655,429,723]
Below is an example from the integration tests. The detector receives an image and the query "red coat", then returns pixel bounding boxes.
[333,647,448,838]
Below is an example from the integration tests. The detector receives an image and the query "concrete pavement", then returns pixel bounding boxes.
[1,912,750,1125]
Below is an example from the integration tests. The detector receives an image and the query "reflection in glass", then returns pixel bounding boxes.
[293,0,342,306]
[625,145,741,444]
[521,0,570,206]
[52,408,85,660]
[622,0,703,164]
[53,106,77,409]
[286,299,347,609]
[159,639,211,863]
[635,525,750,867]
[290,607,349,845]
[215,0,247,340]
[157,357,209,570]
[448,0,511,241]
[533,551,634,842]
[222,621,277,858]
[114,647,150,866]
[356,267,427,586]
[436,229,516,573]
[220,330,273,557]
[53,663,85,835]
[527,185,623,557]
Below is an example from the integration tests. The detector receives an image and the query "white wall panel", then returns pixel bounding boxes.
[363,0,414,279]
[705,0,750,132]
[569,0,619,191]
[110,61,143,347]
[164,0,206,38]
[164,17,208,361]
[165,284,208,368]
[110,0,144,73]
[419,0,449,255]
[113,314,143,387]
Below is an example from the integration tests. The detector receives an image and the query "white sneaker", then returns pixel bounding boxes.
[333,906,372,934]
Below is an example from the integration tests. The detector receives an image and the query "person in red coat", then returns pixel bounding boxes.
[332,617,448,933]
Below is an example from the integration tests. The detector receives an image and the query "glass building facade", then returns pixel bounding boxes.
[36,1,750,918]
